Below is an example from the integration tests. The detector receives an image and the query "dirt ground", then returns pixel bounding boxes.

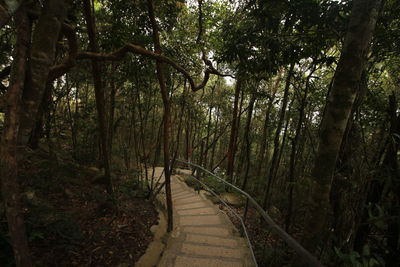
[1,150,158,267]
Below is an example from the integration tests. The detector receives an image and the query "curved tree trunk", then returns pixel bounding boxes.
[147,0,174,232]
[302,0,381,253]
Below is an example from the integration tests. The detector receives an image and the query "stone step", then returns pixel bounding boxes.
[174,255,242,267]
[151,168,252,267]
[179,215,221,226]
[175,202,208,210]
[172,191,192,198]
[174,196,203,204]
[177,207,216,216]
[182,226,230,237]
[180,243,243,259]
[172,189,186,195]
[185,233,238,248]
[172,192,196,199]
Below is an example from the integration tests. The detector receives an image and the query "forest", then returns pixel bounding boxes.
[0,0,399,266]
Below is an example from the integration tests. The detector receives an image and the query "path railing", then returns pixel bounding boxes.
[173,158,324,267]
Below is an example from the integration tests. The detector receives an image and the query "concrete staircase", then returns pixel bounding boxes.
[154,167,254,267]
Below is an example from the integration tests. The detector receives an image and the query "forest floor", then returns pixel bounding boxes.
[0,147,158,266]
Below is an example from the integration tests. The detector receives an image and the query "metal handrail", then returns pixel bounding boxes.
[174,158,324,267]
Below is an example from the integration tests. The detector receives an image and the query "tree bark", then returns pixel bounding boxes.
[28,80,53,149]
[286,66,315,232]
[147,0,174,232]
[203,92,214,168]
[65,77,78,159]
[209,106,220,169]
[302,0,381,253]
[227,79,242,182]
[256,73,282,177]
[19,0,67,145]
[0,6,33,266]
[263,62,294,209]
[108,63,117,159]
[241,89,256,191]
[83,0,113,195]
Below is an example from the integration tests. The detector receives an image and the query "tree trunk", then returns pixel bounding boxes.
[147,0,173,232]
[83,0,113,195]
[263,62,294,209]
[28,81,53,149]
[19,0,67,145]
[241,90,256,191]
[330,71,367,248]
[0,7,33,266]
[234,88,245,179]
[286,66,315,232]
[227,79,242,182]
[185,108,191,161]
[172,80,187,162]
[65,77,78,159]
[209,106,220,169]
[203,103,213,168]
[108,63,117,159]
[302,0,381,253]
[134,78,150,189]
[256,73,282,177]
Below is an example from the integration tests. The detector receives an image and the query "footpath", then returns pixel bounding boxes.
[152,167,254,267]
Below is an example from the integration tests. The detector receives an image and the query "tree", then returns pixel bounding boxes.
[0,5,32,266]
[147,0,173,232]
[301,0,381,253]
[83,0,113,195]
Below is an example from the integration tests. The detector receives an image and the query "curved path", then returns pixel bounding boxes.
[152,167,254,267]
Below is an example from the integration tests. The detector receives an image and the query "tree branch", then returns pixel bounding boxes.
[76,43,224,91]
[196,0,203,44]
[48,23,78,80]
[0,0,25,29]
[47,22,228,91]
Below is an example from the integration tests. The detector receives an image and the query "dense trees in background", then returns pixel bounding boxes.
[1,0,399,266]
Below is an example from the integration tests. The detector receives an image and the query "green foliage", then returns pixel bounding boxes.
[184,174,227,195]
[201,175,228,194]
[116,175,150,199]
[334,246,385,267]
[183,175,198,188]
